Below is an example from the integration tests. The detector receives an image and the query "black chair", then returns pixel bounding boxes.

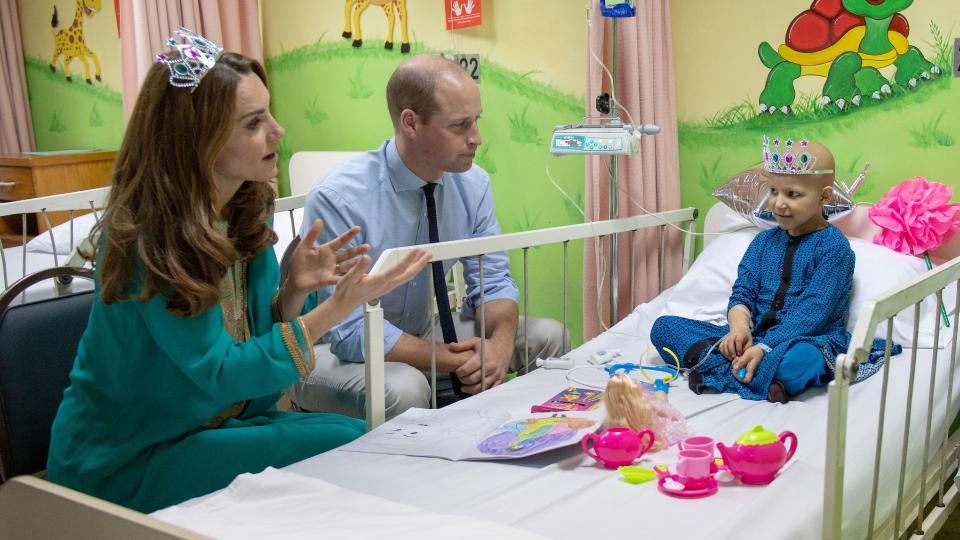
[0,266,93,482]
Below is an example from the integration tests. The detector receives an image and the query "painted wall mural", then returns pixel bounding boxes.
[49,0,104,84]
[342,0,411,53]
[671,0,959,253]
[261,0,587,343]
[19,0,123,151]
[758,0,941,114]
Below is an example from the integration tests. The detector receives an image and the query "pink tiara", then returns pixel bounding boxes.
[762,135,833,175]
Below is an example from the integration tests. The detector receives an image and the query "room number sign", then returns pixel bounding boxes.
[954,38,960,77]
[453,54,480,83]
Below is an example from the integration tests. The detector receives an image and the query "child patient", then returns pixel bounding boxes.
[651,137,894,403]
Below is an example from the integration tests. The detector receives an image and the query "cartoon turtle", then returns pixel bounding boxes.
[758,0,940,114]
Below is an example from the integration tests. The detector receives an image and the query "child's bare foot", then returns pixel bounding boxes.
[767,380,788,404]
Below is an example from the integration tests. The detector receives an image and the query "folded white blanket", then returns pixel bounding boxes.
[152,467,552,540]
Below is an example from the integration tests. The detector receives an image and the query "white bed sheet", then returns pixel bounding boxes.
[152,467,552,540]
[155,279,960,539]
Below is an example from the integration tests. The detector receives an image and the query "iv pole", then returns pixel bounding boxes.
[607,17,619,325]
[565,1,649,327]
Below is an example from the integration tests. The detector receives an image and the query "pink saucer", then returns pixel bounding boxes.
[657,473,718,498]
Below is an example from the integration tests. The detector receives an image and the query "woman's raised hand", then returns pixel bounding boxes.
[332,248,432,307]
[288,219,369,293]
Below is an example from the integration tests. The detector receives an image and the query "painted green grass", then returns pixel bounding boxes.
[89,103,104,127]
[24,56,123,151]
[304,95,330,125]
[909,111,955,148]
[475,142,497,174]
[508,103,541,145]
[705,76,949,130]
[925,21,955,74]
[347,63,374,99]
[265,41,587,344]
[49,111,67,133]
[266,40,582,117]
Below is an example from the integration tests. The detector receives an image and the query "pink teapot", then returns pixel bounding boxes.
[716,425,797,485]
[581,427,655,469]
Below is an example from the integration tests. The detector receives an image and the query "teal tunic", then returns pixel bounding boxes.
[47,238,365,513]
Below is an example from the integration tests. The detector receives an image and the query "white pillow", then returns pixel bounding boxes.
[662,226,951,349]
[661,227,757,324]
[24,212,99,255]
[272,207,304,262]
[847,238,953,349]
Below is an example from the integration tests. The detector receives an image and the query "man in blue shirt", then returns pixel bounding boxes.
[290,55,568,418]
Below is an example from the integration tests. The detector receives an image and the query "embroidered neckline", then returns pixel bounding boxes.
[204,219,250,429]
[212,219,249,342]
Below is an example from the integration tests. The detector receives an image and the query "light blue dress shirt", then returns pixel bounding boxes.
[302,138,519,362]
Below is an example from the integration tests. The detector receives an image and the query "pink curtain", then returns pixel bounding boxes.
[119,0,262,120]
[0,0,35,153]
[583,1,681,340]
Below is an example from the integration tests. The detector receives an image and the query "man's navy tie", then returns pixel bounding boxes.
[422,182,465,398]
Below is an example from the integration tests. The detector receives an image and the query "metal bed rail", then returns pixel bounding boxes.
[0,191,307,295]
[273,194,306,240]
[361,207,699,429]
[0,186,109,293]
[824,253,960,539]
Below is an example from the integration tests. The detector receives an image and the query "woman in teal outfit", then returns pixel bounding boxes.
[46,30,430,513]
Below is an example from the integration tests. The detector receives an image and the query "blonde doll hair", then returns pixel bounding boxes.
[604,374,654,432]
[603,373,688,452]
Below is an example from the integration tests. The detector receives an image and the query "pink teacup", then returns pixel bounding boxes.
[581,427,655,469]
[679,435,715,455]
[676,448,713,489]
[679,435,718,473]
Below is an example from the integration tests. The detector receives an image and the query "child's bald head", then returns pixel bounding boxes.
[801,140,835,190]
[760,139,838,235]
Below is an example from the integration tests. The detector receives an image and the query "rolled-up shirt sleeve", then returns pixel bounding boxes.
[460,175,518,317]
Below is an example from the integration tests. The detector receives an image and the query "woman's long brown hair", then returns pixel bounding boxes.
[91,52,277,317]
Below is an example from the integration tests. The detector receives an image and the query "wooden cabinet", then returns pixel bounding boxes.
[0,151,115,243]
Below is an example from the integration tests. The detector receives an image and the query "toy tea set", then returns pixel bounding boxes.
[566,347,798,498]
[582,425,798,498]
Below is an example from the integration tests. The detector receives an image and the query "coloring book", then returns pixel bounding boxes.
[341,408,600,461]
[530,387,603,413]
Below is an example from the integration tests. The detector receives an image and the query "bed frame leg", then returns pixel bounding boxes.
[364,299,386,430]
[823,356,852,540]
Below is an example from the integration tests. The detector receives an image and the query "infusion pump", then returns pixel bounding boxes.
[549,120,659,157]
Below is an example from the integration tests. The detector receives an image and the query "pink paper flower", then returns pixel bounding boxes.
[868,177,960,255]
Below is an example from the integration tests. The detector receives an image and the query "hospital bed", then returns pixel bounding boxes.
[5,189,959,538]
[0,187,108,302]
[0,188,307,301]
[153,201,960,540]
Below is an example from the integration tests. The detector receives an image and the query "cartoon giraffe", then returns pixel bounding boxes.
[49,0,103,84]
[342,0,410,54]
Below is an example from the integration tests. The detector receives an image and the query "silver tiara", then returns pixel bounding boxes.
[762,135,833,175]
[154,28,224,92]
